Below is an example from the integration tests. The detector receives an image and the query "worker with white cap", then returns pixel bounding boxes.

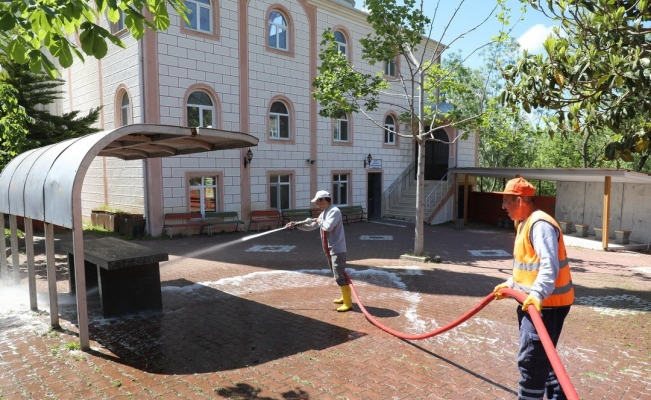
[286,190,352,312]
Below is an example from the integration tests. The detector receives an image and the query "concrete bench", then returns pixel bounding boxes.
[558,221,574,234]
[204,211,244,233]
[248,210,283,232]
[615,230,631,244]
[163,212,207,238]
[282,208,313,223]
[338,205,369,224]
[574,223,589,237]
[61,237,168,318]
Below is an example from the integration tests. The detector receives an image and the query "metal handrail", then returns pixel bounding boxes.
[424,171,449,203]
[384,160,416,199]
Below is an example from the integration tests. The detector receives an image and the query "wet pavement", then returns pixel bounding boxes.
[1,220,650,399]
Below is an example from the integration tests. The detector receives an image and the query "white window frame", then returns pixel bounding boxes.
[334,115,348,142]
[268,10,288,50]
[269,174,291,210]
[269,101,290,139]
[119,92,130,127]
[184,0,212,33]
[332,174,348,206]
[187,91,215,128]
[384,58,397,77]
[384,115,396,145]
[334,30,347,56]
[189,176,219,217]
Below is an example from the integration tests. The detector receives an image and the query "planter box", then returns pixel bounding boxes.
[594,227,602,240]
[575,224,589,237]
[615,230,631,245]
[91,211,144,236]
[558,221,574,234]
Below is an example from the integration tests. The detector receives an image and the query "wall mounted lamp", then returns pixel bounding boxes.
[243,148,253,168]
[363,153,373,168]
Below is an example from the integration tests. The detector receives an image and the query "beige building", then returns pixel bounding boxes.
[63,0,477,235]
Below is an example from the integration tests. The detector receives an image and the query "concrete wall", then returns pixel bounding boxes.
[556,181,651,243]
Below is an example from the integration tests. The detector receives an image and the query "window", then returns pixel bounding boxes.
[268,10,288,50]
[189,176,218,216]
[334,114,348,142]
[119,92,130,127]
[332,174,348,206]
[187,91,214,128]
[384,115,396,145]
[116,10,125,32]
[184,0,212,33]
[270,174,291,209]
[384,58,397,77]
[269,101,289,139]
[334,30,347,55]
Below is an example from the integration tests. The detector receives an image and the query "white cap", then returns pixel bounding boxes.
[311,190,331,202]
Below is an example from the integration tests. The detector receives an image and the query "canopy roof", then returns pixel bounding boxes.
[0,124,258,228]
[449,167,651,185]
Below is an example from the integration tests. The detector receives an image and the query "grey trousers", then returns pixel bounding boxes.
[328,253,347,286]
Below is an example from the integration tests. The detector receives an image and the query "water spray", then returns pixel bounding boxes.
[165,218,312,265]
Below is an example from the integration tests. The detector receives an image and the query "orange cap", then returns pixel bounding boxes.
[493,177,536,196]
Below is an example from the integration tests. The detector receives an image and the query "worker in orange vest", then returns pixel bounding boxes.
[493,177,574,400]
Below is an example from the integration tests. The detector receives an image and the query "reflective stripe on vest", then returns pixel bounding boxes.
[513,210,574,307]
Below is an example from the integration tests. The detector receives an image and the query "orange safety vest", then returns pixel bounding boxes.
[513,210,574,308]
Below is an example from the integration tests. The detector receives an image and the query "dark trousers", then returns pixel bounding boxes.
[516,305,571,400]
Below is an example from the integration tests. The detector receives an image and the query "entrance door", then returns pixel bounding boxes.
[415,129,449,181]
[367,172,382,219]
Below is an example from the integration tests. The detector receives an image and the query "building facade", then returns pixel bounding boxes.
[64,0,477,235]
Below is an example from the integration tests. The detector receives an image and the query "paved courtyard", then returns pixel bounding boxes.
[1,220,650,399]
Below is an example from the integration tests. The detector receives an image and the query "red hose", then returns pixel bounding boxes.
[344,274,579,400]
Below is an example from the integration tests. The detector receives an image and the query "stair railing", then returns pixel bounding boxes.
[382,160,416,217]
[424,172,450,219]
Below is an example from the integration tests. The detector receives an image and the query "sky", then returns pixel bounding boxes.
[357,0,557,69]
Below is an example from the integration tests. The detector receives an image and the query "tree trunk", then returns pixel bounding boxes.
[414,140,426,255]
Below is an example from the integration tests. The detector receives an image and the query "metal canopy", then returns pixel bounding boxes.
[449,167,651,184]
[0,124,258,229]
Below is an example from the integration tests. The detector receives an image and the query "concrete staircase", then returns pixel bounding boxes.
[383,181,440,222]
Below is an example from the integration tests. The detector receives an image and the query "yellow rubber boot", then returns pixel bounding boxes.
[336,285,353,312]
[333,295,344,304]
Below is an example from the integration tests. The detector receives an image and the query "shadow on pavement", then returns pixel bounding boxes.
[60,279,366,375]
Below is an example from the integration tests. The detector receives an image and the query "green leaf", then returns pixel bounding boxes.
[8,40,28,64]
[0,12,16,30]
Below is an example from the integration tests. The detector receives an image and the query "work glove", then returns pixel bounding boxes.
[493,283,510,300]
[522,293,542,314]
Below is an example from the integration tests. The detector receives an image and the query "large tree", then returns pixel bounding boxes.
[500,0,651,170]
[312,0,513,254]
[0,55,101,152]
[0,0,188,77]
[0,84,33,170]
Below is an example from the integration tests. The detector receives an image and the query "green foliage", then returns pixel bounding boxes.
[0,54,100,169]
[0,0,189,77]
[0,84,35,170]
[500,0,651,170]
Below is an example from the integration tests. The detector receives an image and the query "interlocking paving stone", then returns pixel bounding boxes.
[1,221,650,398]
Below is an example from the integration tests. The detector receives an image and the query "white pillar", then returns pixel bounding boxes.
[25,218,37,311]
[45,223,60,328]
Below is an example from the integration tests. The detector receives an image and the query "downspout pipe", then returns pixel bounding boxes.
[139,39,150,235]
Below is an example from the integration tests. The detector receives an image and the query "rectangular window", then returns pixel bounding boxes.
[334,118,348,142]
[189,176,218,216]
[384,124,395,144]
[332,174,348,206]
[384,59,396,77]
[269,174,291,209]
[269,114,289,139]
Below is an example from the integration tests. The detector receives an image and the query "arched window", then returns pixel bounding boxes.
[119,92,130,127]
[384,115,396,145]
[185,0,212,33]
[268,10,288,50]
[334,114,348,142]
[269,101,289,139]
[334,30,347,55]
[187,91,215,127]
